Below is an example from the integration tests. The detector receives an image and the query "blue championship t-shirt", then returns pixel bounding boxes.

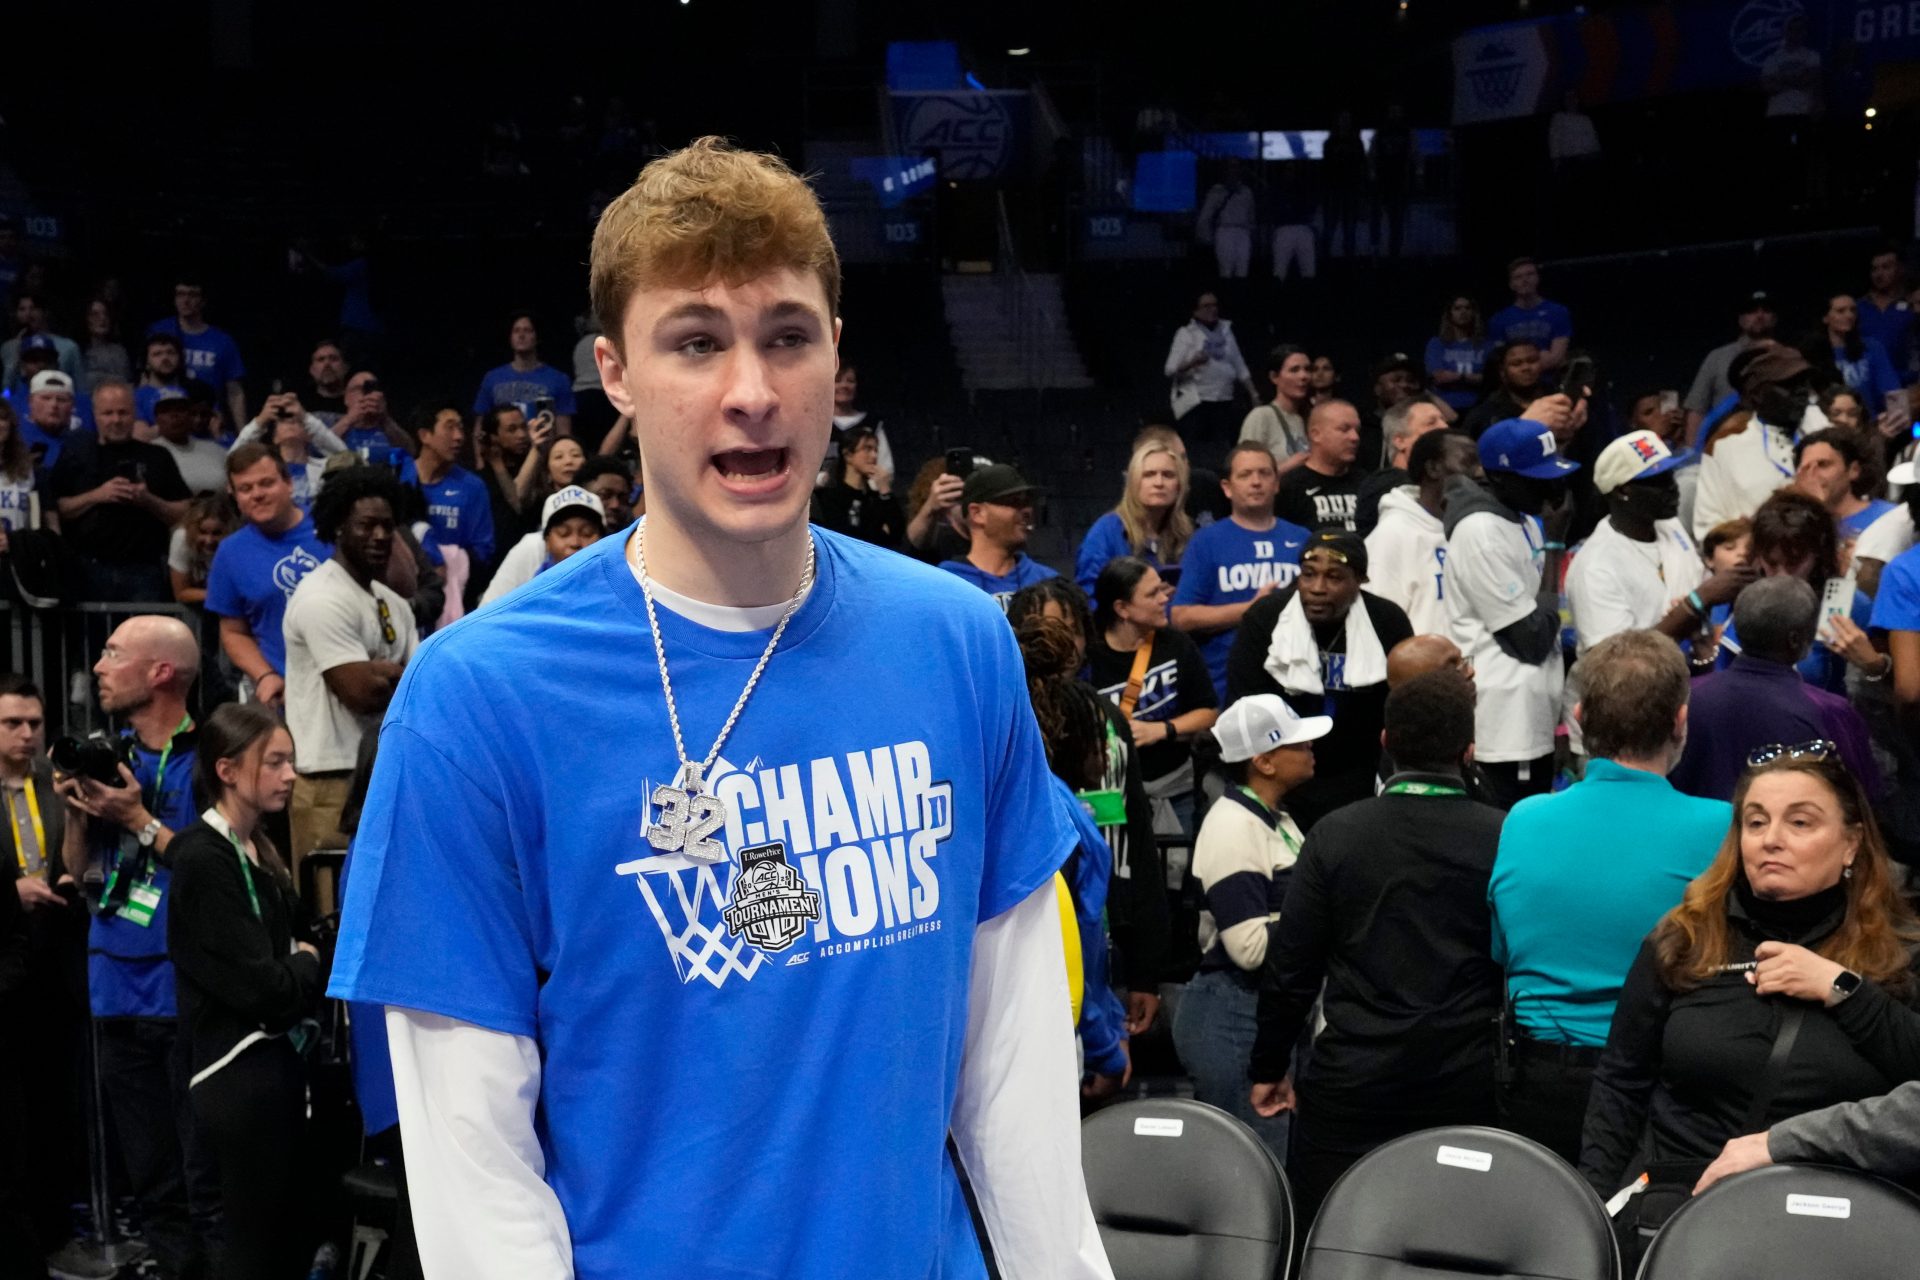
[204,515,331,676]
[330,528,1076,1280]
[1171,515,1309,700]
[90,727,199,1018]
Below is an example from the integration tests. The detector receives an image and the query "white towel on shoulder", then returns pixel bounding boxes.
[1263,592,1388,696]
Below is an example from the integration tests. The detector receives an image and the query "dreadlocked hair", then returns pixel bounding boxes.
[1014,614,1110,792]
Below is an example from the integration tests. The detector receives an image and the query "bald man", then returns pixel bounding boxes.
[55,614,213,1276]
[1388,633,1476,692]
[1277,398,1367,532]
[1381,634,1485,801]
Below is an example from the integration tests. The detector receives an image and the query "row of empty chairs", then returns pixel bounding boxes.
[1080,1099,1920,1279]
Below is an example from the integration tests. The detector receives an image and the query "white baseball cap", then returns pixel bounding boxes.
[541,485,605,532]
[28,370,74,396]
[1593,429,1693,496]
[1212,694,1331,763]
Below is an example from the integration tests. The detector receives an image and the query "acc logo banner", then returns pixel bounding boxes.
[1452,25,1551,124]
[892,91,1026,180]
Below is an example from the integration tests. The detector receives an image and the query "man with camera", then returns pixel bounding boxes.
[50,379,190,603]
[57,614,211,1278]
[335,370,415,460]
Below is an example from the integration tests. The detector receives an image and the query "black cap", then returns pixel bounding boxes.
[1740,289,1774,313]
[1302,527,1368,577]
[1371,351,1421,380]
[961,463,1040,507]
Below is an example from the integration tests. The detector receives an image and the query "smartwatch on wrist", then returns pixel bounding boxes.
[1831,969,1864,1005]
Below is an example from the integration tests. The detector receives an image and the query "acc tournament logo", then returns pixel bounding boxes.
[1731,0,1803,68]
[722,843,820,952]
[900,93,1012,180]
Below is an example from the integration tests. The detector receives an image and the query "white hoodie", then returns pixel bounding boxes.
[1365,485,1449,635]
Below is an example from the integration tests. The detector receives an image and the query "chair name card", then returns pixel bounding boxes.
[1435,1145,1493,1172]
[1132,1117,1185,1138]
[1785,1194,1851,1220]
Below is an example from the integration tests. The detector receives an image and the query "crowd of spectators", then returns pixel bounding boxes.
[3,207,1920,1276]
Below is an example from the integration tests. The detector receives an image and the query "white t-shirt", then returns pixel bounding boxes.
[0,472,36,532]
[1692,416,1801,539]
[480,531,549,605]
[1857,505,1916,567]
[1444,510,1564,762]
[1763,46,1821,118]
[1365,486,1449,635]
[155,434,230,495]
[1567,518,1703,654]
[282,559,417,773]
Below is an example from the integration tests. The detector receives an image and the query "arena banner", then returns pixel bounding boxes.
[889,91,1031,182]
[1453,0,1920,124]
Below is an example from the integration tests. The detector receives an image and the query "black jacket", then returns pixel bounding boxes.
[1251,775,1505,1140]
[811,482,904,550]
[165,820,324,1079]
[1579,892,1920,1195]
[1226,588,1413,830]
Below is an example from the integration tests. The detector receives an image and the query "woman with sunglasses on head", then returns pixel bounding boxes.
[1580,748,1920,1261]
[167,703,323,1278]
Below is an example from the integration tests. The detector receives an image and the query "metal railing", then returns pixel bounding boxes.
[5,601,211,737]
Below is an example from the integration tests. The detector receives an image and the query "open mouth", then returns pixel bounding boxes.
[712,447,793,494]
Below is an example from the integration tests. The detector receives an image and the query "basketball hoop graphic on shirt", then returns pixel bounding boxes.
[615,849,764,988]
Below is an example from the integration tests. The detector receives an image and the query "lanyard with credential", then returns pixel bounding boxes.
[7,779,43,874]
[1238,786,1302,860]
[1384,780,1468,798]
[104,712,195,901]
[222,825,262,921]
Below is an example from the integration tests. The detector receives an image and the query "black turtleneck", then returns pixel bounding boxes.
[1733,871,1849,942]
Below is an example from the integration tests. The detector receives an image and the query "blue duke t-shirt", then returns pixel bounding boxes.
[204,515,331,675]
[1172,515,1308,699]
[147,319,245,390]
[330,528,1076,1280]
[1488,300,1572,352]
[1873,548,1920,632]
[398,458,496,564]
[471,362,577,419]
[939,553,1058,610]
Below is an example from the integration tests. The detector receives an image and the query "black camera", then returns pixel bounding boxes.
[51,732,134,787]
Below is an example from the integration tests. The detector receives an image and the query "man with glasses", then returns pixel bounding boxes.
[1669,576,1877,800]
[282,466,415,899]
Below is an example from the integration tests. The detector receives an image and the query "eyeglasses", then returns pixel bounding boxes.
[1747,740,1837,768]
[375,597,396,647]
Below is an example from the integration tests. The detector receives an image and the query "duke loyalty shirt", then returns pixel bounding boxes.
[1172,513,1309,700]
[330,527,1075,1280]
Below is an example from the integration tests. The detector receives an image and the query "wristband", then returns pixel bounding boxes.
[1686,590,1707,618]
[1164,720,1177,742]
[1543,541,1566,551]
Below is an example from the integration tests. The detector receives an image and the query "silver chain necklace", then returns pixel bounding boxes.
[635,517,815,862]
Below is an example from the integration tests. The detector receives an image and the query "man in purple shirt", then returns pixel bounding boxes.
[1670,576,1880,800]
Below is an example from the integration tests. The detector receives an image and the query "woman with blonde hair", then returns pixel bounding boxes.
[1075,438,1195,597]
[1581,749,1920,1255]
